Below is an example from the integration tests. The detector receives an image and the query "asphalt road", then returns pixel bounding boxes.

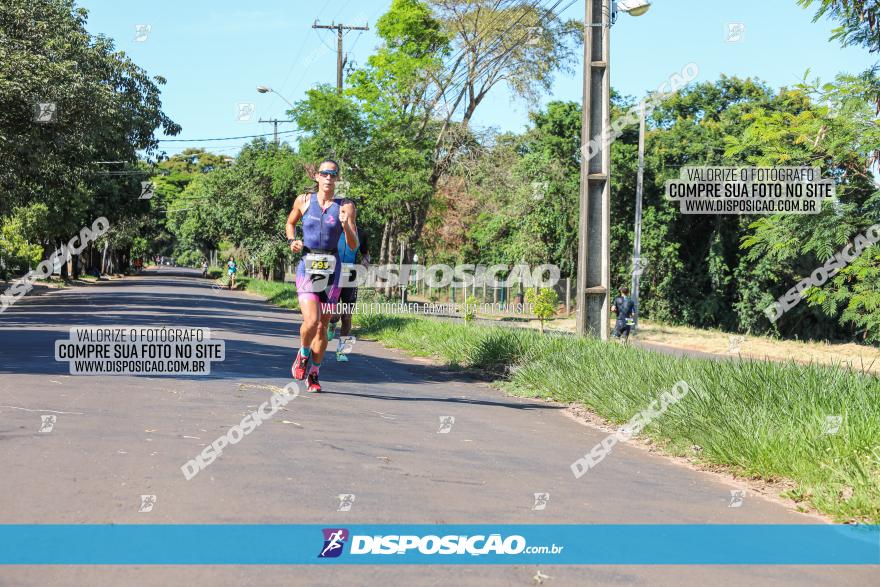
[0,268,874,586]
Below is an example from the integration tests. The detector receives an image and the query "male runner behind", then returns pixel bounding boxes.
[611,286,636,342]
[329,228,370,361]
[286,159,358,392]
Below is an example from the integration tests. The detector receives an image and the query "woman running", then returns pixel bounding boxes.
[226,256,237,290]
[285,159,358,392]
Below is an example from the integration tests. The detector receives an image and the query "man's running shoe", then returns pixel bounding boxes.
[292,353,309,380]
[327,322,336,341]
[336,351,349,362]
[307,372,322,392]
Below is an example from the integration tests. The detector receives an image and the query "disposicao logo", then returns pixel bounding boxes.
[318,528,349,558]
[318,530,550,559]
[349,534,527,555]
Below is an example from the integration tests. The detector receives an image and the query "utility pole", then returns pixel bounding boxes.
[576,0,611,339]
[312,20,369,94]
[257,118,292,145]
[631,99,646,333]
[312,20,370,94]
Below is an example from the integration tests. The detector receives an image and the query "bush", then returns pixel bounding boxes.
[175,249,203,268]
[0,204,47,275]
[463,295,479,323]
[525,287,559,333]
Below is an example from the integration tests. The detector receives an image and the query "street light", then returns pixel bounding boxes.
[616,0,651,17]
[256,85,295,109]
[618,0,649,335]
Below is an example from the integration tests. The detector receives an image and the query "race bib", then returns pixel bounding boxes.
[304,253,336,276]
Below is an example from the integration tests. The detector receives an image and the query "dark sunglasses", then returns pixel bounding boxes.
[318,170,338,178]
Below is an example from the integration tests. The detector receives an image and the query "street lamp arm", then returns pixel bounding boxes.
[271,89,296,110]
[256,85,295,109]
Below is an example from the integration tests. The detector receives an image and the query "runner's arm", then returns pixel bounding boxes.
[286,194,308,251]
[340,200,358,249]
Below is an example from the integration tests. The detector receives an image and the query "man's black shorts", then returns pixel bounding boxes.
[339,285,358,306]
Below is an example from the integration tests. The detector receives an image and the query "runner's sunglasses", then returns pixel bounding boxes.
[317,169,339,177]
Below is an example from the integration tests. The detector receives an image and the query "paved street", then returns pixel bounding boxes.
[0,268,874,586]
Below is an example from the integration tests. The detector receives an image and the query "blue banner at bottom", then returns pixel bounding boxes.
[1,524,878,565]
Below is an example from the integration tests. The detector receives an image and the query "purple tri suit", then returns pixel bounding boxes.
[295,193,347,305]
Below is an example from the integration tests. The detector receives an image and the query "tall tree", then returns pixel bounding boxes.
[0,0,179,275]
[295,0,582,268]
[799,0,880,55]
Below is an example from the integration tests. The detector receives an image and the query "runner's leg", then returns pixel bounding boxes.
[327,315,337,341]
[302,275,339,389]
[340,312,353,337]
[299,297,322,349]
[334,284,356,360]
[292,294,320,379]
[311,312,332,364]
[294,269,323,378]
[305,308,332,391]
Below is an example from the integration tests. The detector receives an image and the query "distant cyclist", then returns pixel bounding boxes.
[286,159,358,392]
[611,286,636,342]
[329,227,369,361]
[227,256,237,290]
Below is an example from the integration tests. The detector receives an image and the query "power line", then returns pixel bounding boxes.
[285,2,381,102]
[272,3,333,109]
[312,20,369,93]
[258,118,295,145]
[157,129,300,143]
[348,28,366,54]
[332,0,355,22]
[314,25,338,53]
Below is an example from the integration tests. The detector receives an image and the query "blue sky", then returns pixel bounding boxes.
[79,0,876,158]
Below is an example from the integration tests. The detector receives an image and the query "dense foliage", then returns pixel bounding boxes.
[0,0,179,276]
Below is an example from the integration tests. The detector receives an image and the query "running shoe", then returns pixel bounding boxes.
[336,351,349,362]
[307,371,322,392]
[327,322,336,341]
[292,353,309,380]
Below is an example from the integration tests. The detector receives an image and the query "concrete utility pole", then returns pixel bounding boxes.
[576,0,612,339]
[312,20,369,94]
[257,118,291,145]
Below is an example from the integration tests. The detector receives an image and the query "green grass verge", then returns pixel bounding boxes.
[234,276,300,310]
[353,313,880,523]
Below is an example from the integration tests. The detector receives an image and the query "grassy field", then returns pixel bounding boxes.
[515,314,880,376]
[354,314,880,523]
